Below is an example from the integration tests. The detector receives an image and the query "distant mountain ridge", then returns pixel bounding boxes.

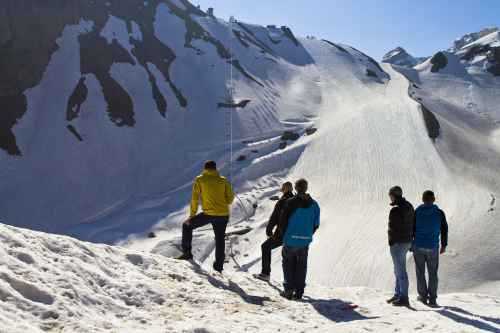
[382,47,427,67]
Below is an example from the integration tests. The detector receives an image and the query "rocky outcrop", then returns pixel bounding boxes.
[430,52,448,73]
[0,0,266,156]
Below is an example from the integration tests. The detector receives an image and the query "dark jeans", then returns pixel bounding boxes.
[390,242,411,298]
[261,237,283,276]
[282,246,309,296]
[182,213,228,271]
[413,247,439,302]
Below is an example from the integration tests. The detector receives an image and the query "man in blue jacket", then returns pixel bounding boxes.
[276,179,320,300]
[413,190,449,307]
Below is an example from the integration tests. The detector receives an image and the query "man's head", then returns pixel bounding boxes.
[422,190,436,204]
[204,160,217,170]
[389,185,403,203]
[281,182,293,194]
[295,179,308,195]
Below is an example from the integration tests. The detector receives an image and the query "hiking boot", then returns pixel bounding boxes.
[392,297,410,307]
[417,296,428,305]
[386,295,399,304]
[280,290,294,300]
[428,300,439,308]
[213,262,223,273]
[254,273,270,282]
[293,293,303,301]
[175,253,193,261]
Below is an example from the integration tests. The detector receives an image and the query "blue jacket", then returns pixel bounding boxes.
[281,195,320,247]
[414,204,448,249]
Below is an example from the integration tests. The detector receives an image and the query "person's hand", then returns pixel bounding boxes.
[440,247,446,255]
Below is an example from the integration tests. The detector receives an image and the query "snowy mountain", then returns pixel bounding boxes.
[1,223,499,332]
[1,1,500,327]
[382,47,426,67]
[450,27,499,52]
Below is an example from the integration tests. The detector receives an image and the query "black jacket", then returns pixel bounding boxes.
[388,197,415,246]
[266,192,294,237]
[275,194,317,239]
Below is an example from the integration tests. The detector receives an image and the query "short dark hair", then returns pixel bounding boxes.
[422,190,435,202]
[389,186,403,197]
[204,160,217,170]
[295,179,308,194]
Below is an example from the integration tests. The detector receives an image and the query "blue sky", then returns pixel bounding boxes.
[194,0,499,59]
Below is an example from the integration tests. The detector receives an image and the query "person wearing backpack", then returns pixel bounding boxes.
[276,179,320,300]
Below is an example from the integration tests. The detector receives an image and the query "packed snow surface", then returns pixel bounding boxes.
[1,224,499,333]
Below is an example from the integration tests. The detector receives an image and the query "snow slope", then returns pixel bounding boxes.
[1,0,500,311]
[1,223,500,333]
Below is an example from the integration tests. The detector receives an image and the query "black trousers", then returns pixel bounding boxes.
[282,246,309,296]
[182,213,228,271]
[260,237,283,275]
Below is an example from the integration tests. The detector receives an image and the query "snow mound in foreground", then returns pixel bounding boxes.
[1,224,499,333]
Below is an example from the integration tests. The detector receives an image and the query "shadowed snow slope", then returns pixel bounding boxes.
[1,223,500,333]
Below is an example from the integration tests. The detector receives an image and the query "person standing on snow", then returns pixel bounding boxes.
[176,161,235,273]
[413,190,448,308]
[277,179,320,300]
[255,182,295,282]
[387,186,415,307]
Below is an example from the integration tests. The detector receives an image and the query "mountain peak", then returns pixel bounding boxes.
[382,46,425,68]
[450,27,499,51]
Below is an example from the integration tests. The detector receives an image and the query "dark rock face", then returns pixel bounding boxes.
[0,0,266,156]
[487,47,500,76]
[366,69,378,78]
[217,100,250,109]
[281,131,300,141]
[462,44,500,76]
[67,77,89,121]
[67,124,83,142]
[0,93,27,155]
[430,52,448,73]
[420,104,440,141]
[305,128,318,136]
[79,32,136,126]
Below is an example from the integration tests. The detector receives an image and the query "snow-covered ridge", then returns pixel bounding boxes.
[382,47,426,68]
[1,223,500,333]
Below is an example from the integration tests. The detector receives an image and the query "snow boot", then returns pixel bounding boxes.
[213,262,223,273]
[280,290,294,300]
[293,292,303,301]
[392,297,410,307]
[254,273,270,282]
[428,300,439,308]
[175,253,193,261]
[386,296,399,304]
[417,296,428,305]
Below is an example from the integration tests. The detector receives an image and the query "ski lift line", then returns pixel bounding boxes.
[227,16,252,223]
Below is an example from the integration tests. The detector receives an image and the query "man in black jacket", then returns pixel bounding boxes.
[254,182,294,282]
[387,186,415,307]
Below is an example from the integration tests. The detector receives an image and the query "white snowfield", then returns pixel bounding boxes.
[1,1,500,331]
[1,224,499,333]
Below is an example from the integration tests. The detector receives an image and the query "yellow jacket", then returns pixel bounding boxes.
[190,170,235,217]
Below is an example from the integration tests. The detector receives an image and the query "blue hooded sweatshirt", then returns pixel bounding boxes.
[282,195,320,247]
[414,204,448,249]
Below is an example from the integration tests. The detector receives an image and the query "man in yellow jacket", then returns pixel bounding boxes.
[176,160,235,272]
